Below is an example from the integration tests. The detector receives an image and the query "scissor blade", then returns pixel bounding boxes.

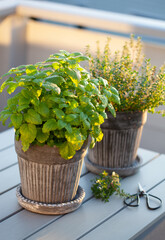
[138,183,145,193]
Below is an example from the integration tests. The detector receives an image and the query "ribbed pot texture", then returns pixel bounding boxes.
[88,111,147,168]
[15,140,88,204]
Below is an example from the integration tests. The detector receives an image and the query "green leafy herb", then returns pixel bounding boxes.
[86,35,165,115]
[0,51,119,159]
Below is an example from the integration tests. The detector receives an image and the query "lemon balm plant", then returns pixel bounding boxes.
[0,50,119,214]
[0,50,120,158]
[85,36,165,177]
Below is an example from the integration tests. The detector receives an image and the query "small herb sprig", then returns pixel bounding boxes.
[91,171,130,202]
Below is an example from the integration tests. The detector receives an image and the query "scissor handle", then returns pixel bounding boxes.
[146,193,162,210]
[124,194,140,207]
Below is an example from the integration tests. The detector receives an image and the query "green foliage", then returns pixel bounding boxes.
[91,171,130,202]
[11,113,23,129]
[20,123,37,151]
[86,35,165,114]
[0,50,119,159]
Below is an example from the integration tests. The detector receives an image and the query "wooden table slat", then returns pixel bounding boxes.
[0,129,14,151]
[137,148,159,165]
[0,146,17,171]
[0,165,20,194]
[0,187,22,222]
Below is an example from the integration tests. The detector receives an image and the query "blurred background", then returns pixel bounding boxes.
[46,0,165,20]
[0,0,164,153]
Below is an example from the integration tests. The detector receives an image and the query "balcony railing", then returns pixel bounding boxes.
[1,0,165,39]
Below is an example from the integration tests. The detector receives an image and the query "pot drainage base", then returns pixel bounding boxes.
[16,185,85,215]
[85,155,142,177]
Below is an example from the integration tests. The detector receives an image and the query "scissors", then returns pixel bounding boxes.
[124,183,162,210]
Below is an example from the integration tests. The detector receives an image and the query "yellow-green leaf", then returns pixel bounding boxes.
[36,102,50,118]
[42,119,57,132]
[11,113,23,129]
[20,123,37,151]
[43,82,61,94]
[65,68,80,87]
[36,128,49,143]
[107,103,116,117]
[24,109,42,125]
[59,142,76,160]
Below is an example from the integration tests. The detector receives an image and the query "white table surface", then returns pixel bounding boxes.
[0,128,165,240]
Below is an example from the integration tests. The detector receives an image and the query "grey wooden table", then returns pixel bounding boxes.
[0,129,165,240]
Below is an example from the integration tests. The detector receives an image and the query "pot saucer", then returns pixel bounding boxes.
[16,185,85,215]
[85,155,142,177]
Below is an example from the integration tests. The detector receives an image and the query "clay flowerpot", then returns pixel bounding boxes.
[86,111,147,176]
[15,140,88,214]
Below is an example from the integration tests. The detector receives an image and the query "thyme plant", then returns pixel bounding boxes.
[0,50,120,159]
[86,35,165,115]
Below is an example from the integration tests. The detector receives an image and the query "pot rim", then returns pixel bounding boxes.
[15,138,88,165]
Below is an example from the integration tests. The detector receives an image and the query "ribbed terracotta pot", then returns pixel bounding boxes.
[15,140,88,204]
[87,111,147,176]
